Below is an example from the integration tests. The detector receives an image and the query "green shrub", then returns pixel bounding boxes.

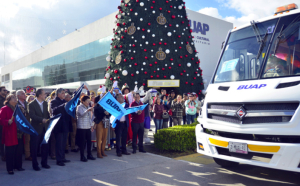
[154,118,199,152]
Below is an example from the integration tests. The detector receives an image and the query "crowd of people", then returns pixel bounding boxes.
[0,84,202,175]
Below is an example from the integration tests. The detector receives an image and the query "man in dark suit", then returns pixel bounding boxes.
[29,89,50,171]
[115,93,131,157]
[16,90,32,161]
[51,88,73,166]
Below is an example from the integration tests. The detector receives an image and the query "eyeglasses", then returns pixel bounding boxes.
[3,90,7,92]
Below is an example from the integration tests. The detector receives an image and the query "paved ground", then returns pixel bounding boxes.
[1,122,300,186]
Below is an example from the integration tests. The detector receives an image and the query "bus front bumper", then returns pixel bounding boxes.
[195,124,300,172]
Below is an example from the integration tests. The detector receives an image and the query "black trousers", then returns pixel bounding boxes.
[115,121,128,154]
[5,139,23,172]
[182,116,187,125]
[169,116,173,127]
[131,123,144,151]
[31,128,49,168]
[77,129,92,158]
[55,132,68,163]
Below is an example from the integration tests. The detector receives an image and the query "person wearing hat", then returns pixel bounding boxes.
[185,94,198,124]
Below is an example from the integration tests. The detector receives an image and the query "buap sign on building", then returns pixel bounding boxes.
[189,20,209,35]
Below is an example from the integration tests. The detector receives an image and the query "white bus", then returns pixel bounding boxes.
[195,3,300,172]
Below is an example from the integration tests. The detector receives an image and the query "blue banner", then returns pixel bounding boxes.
[65,84,84,118]
[99,92,147,128]
[13,105,38,136]
[41,114,62,145]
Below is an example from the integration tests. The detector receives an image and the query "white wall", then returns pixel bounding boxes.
[187,10,233,90]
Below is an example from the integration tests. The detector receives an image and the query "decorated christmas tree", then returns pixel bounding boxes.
[105,0,204,97]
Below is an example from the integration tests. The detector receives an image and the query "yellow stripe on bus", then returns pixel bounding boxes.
[209,138,228,148]
[248,145,280,153]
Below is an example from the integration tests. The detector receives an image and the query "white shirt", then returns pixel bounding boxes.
[36,98,44,112]
[120,116,126,122]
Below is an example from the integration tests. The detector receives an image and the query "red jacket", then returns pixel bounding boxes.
[0,106,19,146]
[130,101,145,123]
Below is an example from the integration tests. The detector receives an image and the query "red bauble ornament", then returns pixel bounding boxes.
[185,82,188,84]
[181,21,184,24]
[121,51,124,54]
[149,64,153,67]
[191,58,194,60]
[110,78,113,80]
[185,55,188,57]
[159,42,162,45]
[150,75,154,78]
[152,1,155,3]
[144,71,148,74]
[195,71,198,74]
[148,23,151,26]
[178,35,181,38]
[167,10,171,13]
[168,67,171,69]
[145,56,148,59]
[118,76,120,79]
[188,36,191,38]
[179,46,182,49]
[170,58,173,61]
[143,83,146,86]
[194,77,196,80]
[131,73,134,77]
[159,7,162,11]
[114,70,118,74]
[186,41,189,44]
[142,28,145,31]
[144,49,147,52]
[130,9,133,12]
[114,46,117,48]
[115,32,118,35]
[164,42,167,45]
[125,4,128,7]
[154,61,158,64]
[170,5,172,8]
[154,71,156,73]
[201,83,203,85]
[171,15,175,19]
[169,24,172,27]
[131,57,134,60]
[124,30,127,33]
[136,0,139,2]
[191,83,194,86]
[180,73,183,76]
[178,64,181,67]
[117,23,120,26]
[150,6,154,9]
[183,70,186,73]
[164,76,167,78]
[104,77,106,79]
[124,59,127,62]
[121,36,124,39]
[108,66,111,69]
[179,56,183,59]
[153,43,156,46]
[134,63,137,66]
[162,68,165,71]
[132,44,136,47]
[166,1,169,3]
[156,75,159,78]
[119,45,123,48]
[123,23,126,26]
[189,29,193,33]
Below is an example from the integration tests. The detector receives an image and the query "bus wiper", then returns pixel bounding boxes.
[273,24,284,55]
[250,20,267,59]
[257,30,268,59]
[251,20,262,43]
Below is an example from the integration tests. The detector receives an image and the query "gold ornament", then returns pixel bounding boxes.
[124,0,130,3]
[186,42,193,54]
[156,48,166,61]
[157,13,167,25]
[127,23,136,35]
[115,51,122,64]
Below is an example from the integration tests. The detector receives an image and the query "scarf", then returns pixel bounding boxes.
[8,104,23,139]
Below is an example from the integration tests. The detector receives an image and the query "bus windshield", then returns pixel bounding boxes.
[214,19,278,83]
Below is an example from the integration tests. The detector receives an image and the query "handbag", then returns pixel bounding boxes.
[168,109,173,116]
[102,118,110,128]
[162,112,169,119]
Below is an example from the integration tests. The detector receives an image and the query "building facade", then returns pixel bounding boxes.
[1,10,232,92]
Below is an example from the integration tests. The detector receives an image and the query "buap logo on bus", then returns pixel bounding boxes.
[237,84,267,90]
[189,20,209,35]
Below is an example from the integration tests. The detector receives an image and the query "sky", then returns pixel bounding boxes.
[0,0,300,69]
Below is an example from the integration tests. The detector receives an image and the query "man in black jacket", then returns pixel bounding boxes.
[51,88,73,166]
[29,89,50,171]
